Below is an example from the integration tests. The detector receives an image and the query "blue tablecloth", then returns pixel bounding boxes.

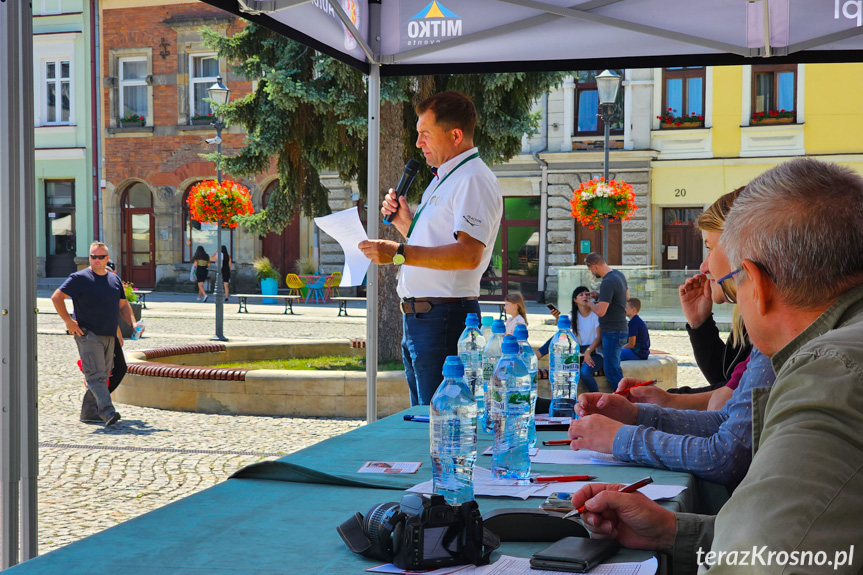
[7,406,728,573]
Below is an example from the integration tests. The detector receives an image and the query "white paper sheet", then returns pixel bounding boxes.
[527,481,686,501]
[313,207,370,286]
[482,446,539,456]
[530,449,626,466]
[458,554,658,575]
[408,466,544,500]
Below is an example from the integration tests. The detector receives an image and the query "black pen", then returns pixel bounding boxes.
[403,415,430,423]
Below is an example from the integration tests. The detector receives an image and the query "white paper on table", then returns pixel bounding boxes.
[408,467,544,500]
[530,449,626,466]
[458,554,658,575]
[313,207,370,286]
[534,415,572,426]
[358,461,422,474]
[529,480,686,501]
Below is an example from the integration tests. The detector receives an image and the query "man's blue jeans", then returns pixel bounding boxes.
[601,330,628,389]
[402,299,481,406]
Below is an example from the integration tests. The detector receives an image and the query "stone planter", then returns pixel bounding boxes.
[750,117,795,126]
[119,302,143,338]
[120,120,144,128]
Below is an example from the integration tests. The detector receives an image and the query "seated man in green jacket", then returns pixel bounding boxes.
[568,158,863,574]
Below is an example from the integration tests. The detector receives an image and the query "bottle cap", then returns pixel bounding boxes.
[501,335,519,354]
[492,319,506,334]
[443,355,465,378]
[481,316,493,327]
[513,324,528,340]
[557,315,571,329]
[465,313,479,328]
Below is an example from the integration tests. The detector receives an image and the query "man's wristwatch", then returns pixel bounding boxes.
[392,243,406,266]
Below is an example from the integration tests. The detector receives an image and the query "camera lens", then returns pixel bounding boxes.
[363,502,401,559]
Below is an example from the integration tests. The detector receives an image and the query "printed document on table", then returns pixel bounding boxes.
[529,481,686,501]
[408,466,543,499]
[313,207,369,286]
[531,449,627,466]
[458,554,658,575]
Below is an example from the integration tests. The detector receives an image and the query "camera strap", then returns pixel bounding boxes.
[456,501,500,566]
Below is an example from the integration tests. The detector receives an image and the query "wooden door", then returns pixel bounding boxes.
[262,210,300,287]
[574,220,621,265]
[123,210,155,287]
[662,208,703,270]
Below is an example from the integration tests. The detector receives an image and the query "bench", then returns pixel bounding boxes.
[478,300,506,320]
[135,290,153,309]
[333,296,366,317]
[233,294,300,315]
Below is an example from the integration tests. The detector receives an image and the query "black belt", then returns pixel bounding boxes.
[400,297,478,314]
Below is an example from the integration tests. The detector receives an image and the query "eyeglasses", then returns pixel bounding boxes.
[716,267,743,304]
[89,254,108,260]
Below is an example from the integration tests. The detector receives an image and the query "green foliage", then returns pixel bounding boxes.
[252,257,281,282]
[202,23,566,235]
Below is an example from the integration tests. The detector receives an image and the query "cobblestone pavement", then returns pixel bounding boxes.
[29,295,709,555]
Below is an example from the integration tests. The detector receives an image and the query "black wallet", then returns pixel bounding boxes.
[529,536,621,573]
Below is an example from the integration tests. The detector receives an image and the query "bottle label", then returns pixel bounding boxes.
[482,362,494,381]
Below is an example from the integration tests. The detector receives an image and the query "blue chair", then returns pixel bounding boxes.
[304,276,327,304]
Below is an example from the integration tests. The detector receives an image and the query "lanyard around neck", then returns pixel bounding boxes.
[406,152,480,239]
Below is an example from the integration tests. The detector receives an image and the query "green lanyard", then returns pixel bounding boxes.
[406,152,480,239]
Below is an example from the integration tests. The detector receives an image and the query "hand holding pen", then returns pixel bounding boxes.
[614,379,657,395]
[564,477,653,518]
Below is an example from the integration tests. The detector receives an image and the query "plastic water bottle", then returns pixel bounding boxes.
[480,315,494,343]
[480,319,506,433]
[549,315,579,418]
[512,324,538,448]
[490,336,532,480]
[131,320,145,340]
[430,356,477,504]
[457,313,486,431]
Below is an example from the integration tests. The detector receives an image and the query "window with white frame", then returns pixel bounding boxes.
[39,0,62,15]
[119,57,148,122]
[44,59,71,124]
[189,54,219,121]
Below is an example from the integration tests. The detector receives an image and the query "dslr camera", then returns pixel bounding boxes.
[337,493,499,570]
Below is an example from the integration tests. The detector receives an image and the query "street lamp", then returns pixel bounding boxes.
[596,69,621,262]
[207,75,231,342]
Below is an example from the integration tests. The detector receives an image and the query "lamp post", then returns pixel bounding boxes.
[207,75,230,342]
[596,69,621,262]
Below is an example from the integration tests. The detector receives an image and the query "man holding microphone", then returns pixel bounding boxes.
[359,91,503,406]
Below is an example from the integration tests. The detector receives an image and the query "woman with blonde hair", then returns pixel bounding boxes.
[503,292,527,334]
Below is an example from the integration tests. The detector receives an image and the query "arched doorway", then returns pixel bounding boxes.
[121,182,155,287]
[261,180,300,286]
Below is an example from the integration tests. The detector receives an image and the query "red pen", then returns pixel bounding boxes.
[564,476,654,518]
[542,439,572,446]
[530,475,596,483]
[614,379,657,395]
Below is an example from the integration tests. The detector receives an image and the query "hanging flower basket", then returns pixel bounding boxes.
[570,177,638,229]
[186,180,255,228]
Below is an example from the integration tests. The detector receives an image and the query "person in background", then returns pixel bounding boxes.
[51,242,133,426]
[80,260,129,422]
[503,292,527,334]
[210,245,231,302]
[193,245,210,302]
[583,253,628,389]
[620,298,650,361]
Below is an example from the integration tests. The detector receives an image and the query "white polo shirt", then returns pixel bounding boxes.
[397,147,503,299]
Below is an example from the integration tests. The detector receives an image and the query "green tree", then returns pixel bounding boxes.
[203,23,565,361]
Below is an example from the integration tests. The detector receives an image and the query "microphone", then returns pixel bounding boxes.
[382,158,421,225]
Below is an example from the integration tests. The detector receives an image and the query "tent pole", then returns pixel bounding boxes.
[365,0,382,424]
[18,0,39,560]
[0,0,25,566]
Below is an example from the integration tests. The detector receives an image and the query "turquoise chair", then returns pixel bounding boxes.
[304,276,327,304]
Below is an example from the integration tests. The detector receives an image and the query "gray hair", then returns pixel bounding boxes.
[721,158,863,309]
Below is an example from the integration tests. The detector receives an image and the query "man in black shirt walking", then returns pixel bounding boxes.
[51,242,135,426]
[584,252,629,388]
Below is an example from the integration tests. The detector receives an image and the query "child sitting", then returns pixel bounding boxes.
[621,297,650,361]
[503,292,527,334]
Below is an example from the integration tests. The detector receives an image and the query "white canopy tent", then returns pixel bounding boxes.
[2,0,863,566]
